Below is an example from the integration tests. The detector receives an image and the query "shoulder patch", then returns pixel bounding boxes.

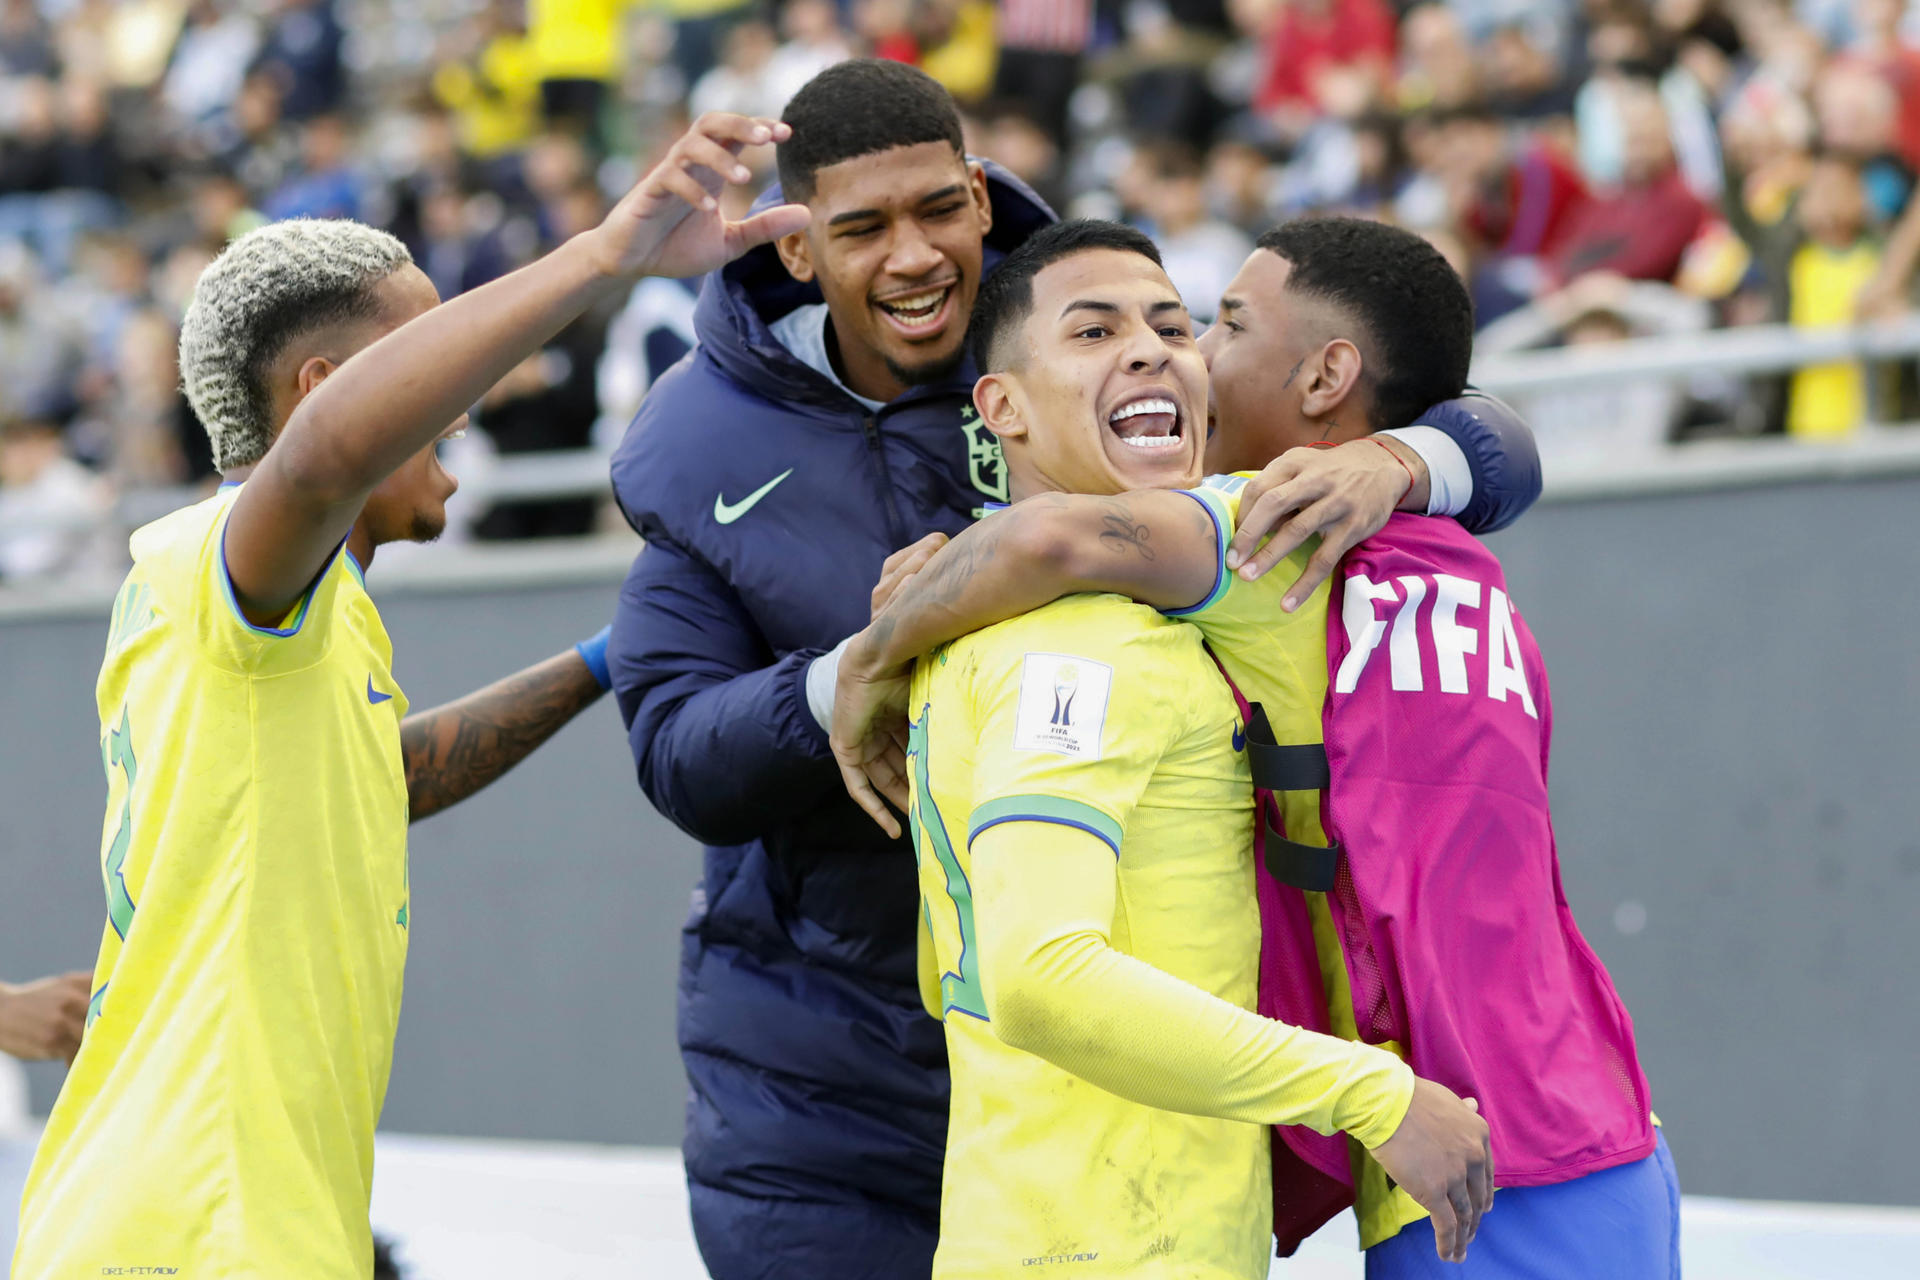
[1013,653,1113,760]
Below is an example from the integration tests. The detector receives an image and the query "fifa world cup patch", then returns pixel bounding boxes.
[1013,653,1112,759]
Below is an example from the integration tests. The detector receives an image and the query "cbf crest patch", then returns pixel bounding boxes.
[1013,653,1112,759]
[962,404,1008,517]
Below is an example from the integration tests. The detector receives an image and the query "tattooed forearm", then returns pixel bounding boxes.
[400,649,606,822]
[1096,503,1155,560]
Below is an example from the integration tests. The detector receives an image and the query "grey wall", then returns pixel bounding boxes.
[2,474,1915,1206]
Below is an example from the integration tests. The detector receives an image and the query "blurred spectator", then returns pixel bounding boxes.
[1397,4,1482,112]
[967,100,1065,210]
[431,2,542,162]
[263,113,362,221]
[1548,83,1710,283]
[1251,0,1396,136]
[662,0,758,91]
[690,19,781,120]
[0,416,113,581]
[766,0,855,112]
[528,0,634,137]
[1785,152,1884,436]
[1478,270,1714,458]
[1441,104,1590,291]
[256,0,346,121]
[162,2,260,128]
[2,0,1920,588]
[917,0,999,103]
[1131,139,1252,319]
[994,0,1094,144]
[472,179,620,541]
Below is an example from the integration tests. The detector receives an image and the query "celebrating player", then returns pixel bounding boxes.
[607,60,1539,1278]
[869,219,1494,1279]
[835,218,1675,1276]
[12,114,808,1279]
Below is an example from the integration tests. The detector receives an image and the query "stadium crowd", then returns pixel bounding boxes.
[2,0,1918,586]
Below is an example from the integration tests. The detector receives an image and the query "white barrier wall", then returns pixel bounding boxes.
[2,465,1916,1207]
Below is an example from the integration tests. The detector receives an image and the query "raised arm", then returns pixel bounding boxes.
[401,633,610,823]
[224,113,808,624]
[832,489,1221,833]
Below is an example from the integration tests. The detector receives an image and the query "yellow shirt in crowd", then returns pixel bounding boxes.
[1787,239,1882,439]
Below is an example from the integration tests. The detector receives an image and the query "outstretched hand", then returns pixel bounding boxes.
[1371,1077,1495,1263]
[590,113,811,282]
[1224,436,1427,610]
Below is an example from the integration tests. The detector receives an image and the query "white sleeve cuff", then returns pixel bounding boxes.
[805,635,854,732]
[1378,424,1473,517]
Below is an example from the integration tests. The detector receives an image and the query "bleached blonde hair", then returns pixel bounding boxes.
[179,218,413,471]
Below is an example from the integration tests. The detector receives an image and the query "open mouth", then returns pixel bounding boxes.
[1108,392,1185,451]
[875,282,958,339]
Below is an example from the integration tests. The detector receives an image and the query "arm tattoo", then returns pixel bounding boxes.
[1096,502,1155,560]
[891,512,1013,615]
[399,649,606,823]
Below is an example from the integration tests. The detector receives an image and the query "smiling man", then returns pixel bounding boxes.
[604,59,1539,1280]
[902,219,1490,1280]
[835,218,1671,1278]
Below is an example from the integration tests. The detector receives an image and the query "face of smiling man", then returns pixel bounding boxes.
[974,245,1209,500]
[776,140,995,402]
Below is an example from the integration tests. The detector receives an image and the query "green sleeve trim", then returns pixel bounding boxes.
[968,794,1124,858]
[1161,487,1234,618]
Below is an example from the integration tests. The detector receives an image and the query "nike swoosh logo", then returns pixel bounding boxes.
[367,676,393,705]
[714,468,794,525]
[1232,725,1247,752]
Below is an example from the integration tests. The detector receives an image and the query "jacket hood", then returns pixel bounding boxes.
[690,157,1056,410]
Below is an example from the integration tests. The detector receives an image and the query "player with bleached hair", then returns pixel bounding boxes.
[12,112,807,1279]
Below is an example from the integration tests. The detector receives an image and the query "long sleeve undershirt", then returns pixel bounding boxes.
[961,821,1416,1150]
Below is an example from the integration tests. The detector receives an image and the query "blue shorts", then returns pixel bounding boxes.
[1366,1132,1681,1280]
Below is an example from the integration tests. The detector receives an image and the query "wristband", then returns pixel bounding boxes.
[1365,436,1417,508]
[575,624,613,692]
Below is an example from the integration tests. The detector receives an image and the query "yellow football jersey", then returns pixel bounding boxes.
[14,486,412,1279]
[1182,475,1428,1249]
[909,578,1410,1279]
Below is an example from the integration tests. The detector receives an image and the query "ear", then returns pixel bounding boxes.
[294,355,336,402]
[974,372,1026,443]
[1299,338,1364,424]
[966,160,994,237]
[775,224,815,284]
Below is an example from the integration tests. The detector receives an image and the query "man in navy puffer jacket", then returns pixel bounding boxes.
[608,61,1541,1280]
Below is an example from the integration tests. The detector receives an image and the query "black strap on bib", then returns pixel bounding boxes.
[1263,808,1343,892]
[1244,703,1342,891]
[1244,702,1332,791]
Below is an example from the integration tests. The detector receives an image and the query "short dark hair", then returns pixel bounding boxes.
[969,219,1164,373]
[1254,217,1473,432]
[777,60,964,202]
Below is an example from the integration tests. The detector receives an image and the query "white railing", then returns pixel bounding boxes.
[6,319,1920,600]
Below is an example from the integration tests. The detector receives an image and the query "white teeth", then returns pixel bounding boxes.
[1110,398,1179,423]
[445,428,467,440]
[880,287,951,317]
[1118,435,1183,449]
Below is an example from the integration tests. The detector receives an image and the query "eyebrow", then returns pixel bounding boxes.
[1058,298,1189,320]
[827,183,968,228]
[1218,296,1243,315]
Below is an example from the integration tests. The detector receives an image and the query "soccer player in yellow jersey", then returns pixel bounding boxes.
[853,219,1491,1280]
[13,113,810,1279]
[837,219,1679,1278]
